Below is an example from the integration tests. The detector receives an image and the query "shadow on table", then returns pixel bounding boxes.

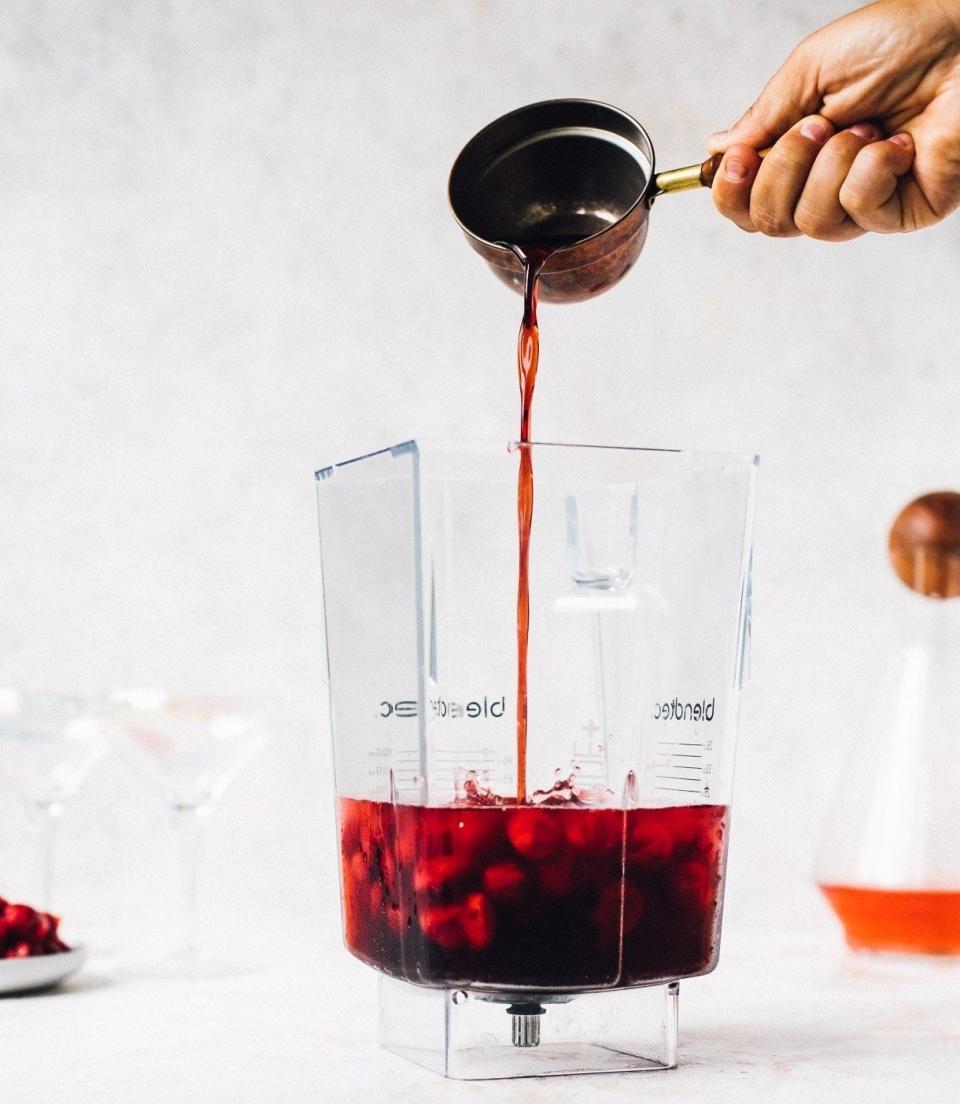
[0,971,115,999]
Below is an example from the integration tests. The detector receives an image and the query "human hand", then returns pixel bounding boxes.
[709,0,960,239]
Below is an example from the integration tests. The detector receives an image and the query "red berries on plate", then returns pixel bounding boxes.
[0,897,70,959]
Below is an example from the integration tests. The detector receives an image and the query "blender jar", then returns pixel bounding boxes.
[316,439,757,1078]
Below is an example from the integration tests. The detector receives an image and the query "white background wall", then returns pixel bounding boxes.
[1,1,958,961]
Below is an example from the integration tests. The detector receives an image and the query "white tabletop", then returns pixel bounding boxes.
[3,918,957,1104]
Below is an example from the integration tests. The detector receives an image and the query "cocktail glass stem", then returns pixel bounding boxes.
[173,802,210,961]
[36,800,64,912]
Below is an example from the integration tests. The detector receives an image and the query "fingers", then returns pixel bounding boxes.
[712,120,917,240]
[713,114,837,236]
[747,115,836,236]
[793,123,885,241]
[839,132,916,232]
[711,145,762,232]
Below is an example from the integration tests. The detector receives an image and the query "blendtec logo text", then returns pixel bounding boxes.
[653,697,715,722]
[378,695,506,720]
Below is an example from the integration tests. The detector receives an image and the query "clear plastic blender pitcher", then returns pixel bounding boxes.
[316,439,757,1079]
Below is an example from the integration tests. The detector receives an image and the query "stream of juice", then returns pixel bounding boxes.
[512,237,582,802]
[513,245,547,804]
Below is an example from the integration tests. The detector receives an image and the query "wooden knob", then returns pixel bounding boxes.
[888,492,960,598]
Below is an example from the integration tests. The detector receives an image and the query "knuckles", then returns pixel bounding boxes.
[749,202,799,237]
[793,203,842,239]
[836,177,873,217]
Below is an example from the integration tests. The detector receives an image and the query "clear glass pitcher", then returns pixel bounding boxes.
[316,439,757,1078]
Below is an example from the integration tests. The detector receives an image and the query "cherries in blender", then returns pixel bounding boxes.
[339,797,727,990]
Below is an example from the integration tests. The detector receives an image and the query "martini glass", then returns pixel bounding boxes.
[108,689,263,975]
[0,689,108,911]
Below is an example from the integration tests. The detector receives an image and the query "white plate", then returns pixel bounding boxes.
[0,946,87,995]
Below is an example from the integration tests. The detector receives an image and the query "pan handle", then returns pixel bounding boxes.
[652,149,770,198]
[653,154,722,196]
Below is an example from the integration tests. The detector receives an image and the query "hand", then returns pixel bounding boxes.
[709,0,960,239]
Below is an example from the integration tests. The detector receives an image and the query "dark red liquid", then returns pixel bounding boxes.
[513,242,561,802]
[339,797,728,991]
[514,248,541,802]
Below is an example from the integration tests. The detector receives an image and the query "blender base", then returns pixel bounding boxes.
[378,976,679,1080]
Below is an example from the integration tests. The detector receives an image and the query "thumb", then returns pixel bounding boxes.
[709,42,822,154]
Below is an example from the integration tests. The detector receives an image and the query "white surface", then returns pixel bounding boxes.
[1,1,959,1098]
[0,929,957,1103]
[0,945,87,995]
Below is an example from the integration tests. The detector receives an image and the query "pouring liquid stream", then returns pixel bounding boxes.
[510,239,576,803]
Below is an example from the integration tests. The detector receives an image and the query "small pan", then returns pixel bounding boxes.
[448,98,727,303]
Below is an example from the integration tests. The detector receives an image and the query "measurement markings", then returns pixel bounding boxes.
[431,749,494,756]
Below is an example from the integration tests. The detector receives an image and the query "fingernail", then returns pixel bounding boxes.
[800,119,829,144]
[724,157,749,182]
[849,122,881,141]
[710,129,729,143]
[889,132,913,149]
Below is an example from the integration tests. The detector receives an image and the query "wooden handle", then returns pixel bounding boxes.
[699,153,724,189]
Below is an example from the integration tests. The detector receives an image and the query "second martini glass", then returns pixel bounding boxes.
[108,689,263,975]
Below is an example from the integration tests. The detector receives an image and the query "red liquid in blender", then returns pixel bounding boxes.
[339,797,728,990]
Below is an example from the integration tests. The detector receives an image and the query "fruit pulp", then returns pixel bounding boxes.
[339,797,728,990]
[820,884,960,955]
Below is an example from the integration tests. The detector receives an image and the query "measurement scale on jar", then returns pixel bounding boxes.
[655,736,714,798]
[365,744,503,802]
[430,746,501,799]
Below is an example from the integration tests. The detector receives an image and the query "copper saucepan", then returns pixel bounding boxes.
[449,98,729,303]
